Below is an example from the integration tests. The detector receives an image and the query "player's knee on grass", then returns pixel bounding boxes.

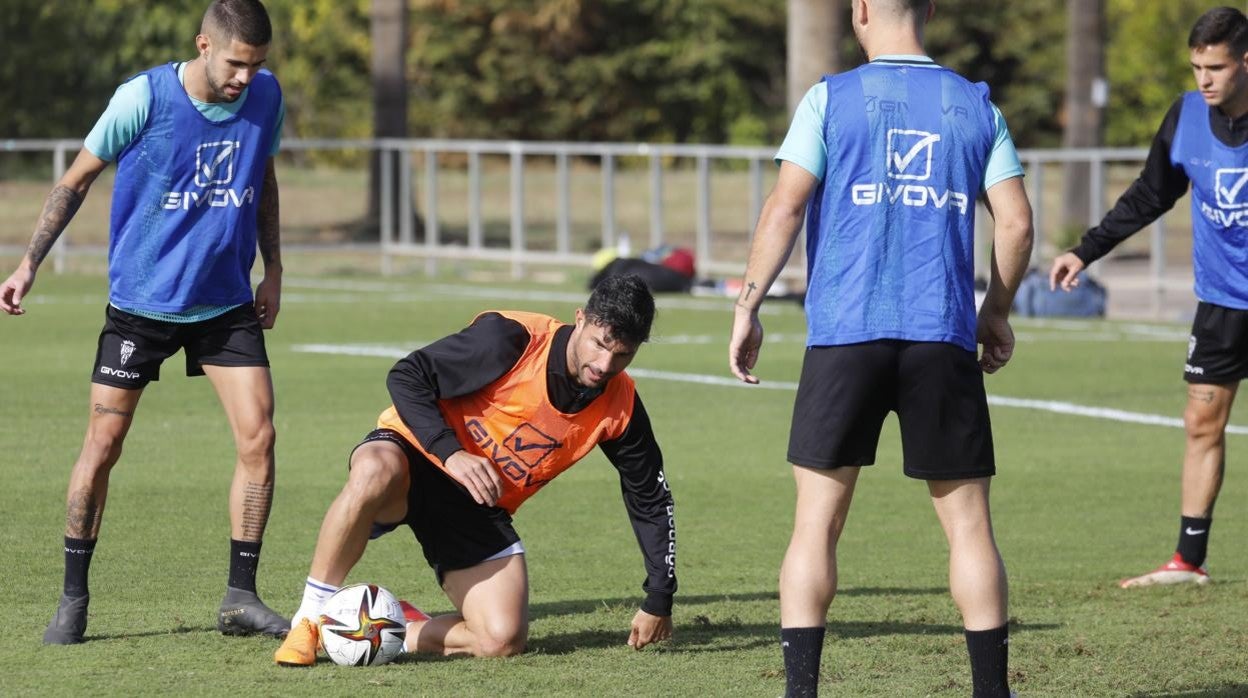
[473,620,527,658]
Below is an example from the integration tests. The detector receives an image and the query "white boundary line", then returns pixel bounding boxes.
[290,343,1248,435]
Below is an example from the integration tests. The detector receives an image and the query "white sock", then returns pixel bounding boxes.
[291,576,339,627]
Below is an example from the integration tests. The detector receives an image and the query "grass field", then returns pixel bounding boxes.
[2,268,1247,697]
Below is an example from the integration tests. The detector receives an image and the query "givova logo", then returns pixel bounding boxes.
[466,419,559,489]
[503,423,561,468]
[162,140,255,211]
[851,128,969,215]
[887,129,940,181]
[1215,168,1248,209]
[195,140,239,187]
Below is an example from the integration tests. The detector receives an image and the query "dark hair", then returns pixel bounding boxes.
[203,0,272,47]
[583,274,655,346]
[1189,7,1248,55]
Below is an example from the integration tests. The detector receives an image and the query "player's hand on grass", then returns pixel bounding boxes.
[729,305,764,384]
[253,275,281,329]
[1049,251,1086,292]
[445,450,503,506]
[627,609,672,650]
[976,310,1014,374]
[0,266,35,316]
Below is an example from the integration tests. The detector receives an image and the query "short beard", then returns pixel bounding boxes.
[203,61,238,102]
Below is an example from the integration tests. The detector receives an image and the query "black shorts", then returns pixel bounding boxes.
[354,429,521,584]
[1183,302,1248,385]
[91,304,268,389]
[787,340,995,480]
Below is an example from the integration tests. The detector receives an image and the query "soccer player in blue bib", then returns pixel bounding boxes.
[0,0,289,643]
[1051,7,1248,590]
[728,1,1033,696]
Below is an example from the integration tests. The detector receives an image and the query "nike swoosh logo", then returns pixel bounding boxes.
[891,133,941,173]
[1218,170,1248,203]
[202,142,235,180]
[1184,527,1207,535]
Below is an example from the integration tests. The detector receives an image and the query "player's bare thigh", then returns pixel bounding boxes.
[201,365,275,438]
[347,438,411,523]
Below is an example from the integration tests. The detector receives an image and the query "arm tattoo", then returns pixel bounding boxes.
[27,185,84,267]
[93,403,134,418]
[257,164,281,268]
[241,481,274,540]
[66,490,102,538]
[743,281,758,301]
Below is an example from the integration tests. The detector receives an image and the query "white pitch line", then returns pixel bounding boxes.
[291,343,1248,435]
[292,343,413,359]
[282,278,789,314]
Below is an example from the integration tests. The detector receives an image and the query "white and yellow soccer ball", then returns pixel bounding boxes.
[318,583,407,667]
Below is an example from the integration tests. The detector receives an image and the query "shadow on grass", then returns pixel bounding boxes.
[527,619,984,656]
[86,624,215,641]
[1130,687,1248,698]
[527,586,948,618]
[516,589,1058,656]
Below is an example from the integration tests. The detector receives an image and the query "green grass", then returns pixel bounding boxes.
[2,271,1247,696]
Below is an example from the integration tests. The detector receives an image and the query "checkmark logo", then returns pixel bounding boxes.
[504,423,561,468]
[1184,527,1207,536]
[194,140,240,187]
[512,437,550,452]
[887,129,941,181]
[1215,168,1248,208]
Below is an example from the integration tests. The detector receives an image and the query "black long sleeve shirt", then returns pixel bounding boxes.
[385,312,677,616]
[1073,95,1248,264]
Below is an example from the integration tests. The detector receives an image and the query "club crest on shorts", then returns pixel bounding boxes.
[120,339,136,366]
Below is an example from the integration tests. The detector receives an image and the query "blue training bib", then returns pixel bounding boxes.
[1171,90,1248,309]
[107,63,282,313]
[805,61,996,351]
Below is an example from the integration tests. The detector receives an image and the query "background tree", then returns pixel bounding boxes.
[369,0,415,232]
[1061,0,1106,234]
[786,0,843,114]
[407,0,787,144]
[925,0,1066,148]
[0,0,1219,158]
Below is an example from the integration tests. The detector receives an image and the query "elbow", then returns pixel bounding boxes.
[1002,217,1034,253]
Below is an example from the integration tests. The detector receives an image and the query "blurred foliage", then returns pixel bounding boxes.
[926,0,1066,148]
[1104,0,1211,147]
[0,0,1222,149]
[407,0,787,144]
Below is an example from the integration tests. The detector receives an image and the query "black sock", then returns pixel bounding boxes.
[228,539,262,593]
[781,626,825,698]
[965,624,1010,698]
[1176,516,1212,567]
[63,536,96,598]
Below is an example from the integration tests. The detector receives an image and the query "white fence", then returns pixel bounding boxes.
[1,138,1185,316]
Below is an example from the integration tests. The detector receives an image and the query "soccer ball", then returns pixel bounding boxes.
[318,583,407,667]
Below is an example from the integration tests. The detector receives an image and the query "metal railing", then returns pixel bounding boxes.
[2,138,1189,316]
[365,138,781,279]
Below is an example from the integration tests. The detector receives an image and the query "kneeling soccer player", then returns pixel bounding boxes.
[275,274,676,665]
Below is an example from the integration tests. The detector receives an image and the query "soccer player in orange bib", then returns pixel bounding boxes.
[275,275,676,665]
